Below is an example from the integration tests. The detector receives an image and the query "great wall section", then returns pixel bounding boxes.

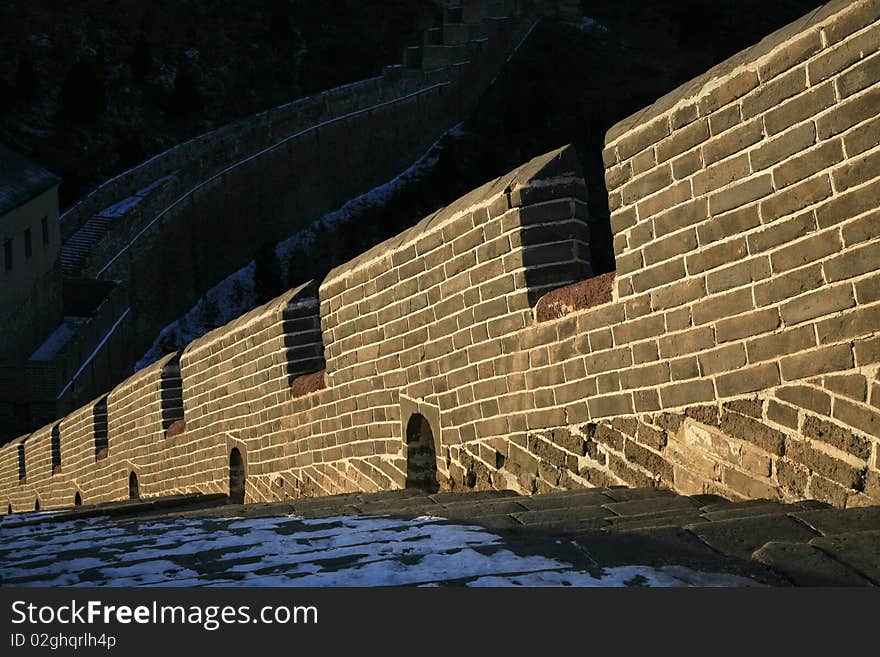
[46,0,537,419]
[2,0,879,518]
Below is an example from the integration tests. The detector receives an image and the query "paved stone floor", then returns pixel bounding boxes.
[1,487,878,586]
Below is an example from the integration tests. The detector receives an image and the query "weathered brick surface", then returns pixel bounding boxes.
[2,1,878,515]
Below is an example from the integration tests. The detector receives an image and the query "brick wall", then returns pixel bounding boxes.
[61,7,535,405]
[171,283,323,501]
[2,0,877,514]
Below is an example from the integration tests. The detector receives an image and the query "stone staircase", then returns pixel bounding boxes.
[390,0,526,76]
[2,487,877,586]
[59,1,534,280]
[60,172,177,277]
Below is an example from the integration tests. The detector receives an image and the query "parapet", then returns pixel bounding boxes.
[2,0,878,513]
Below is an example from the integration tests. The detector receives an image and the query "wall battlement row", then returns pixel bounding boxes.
[48,1,536,419]
[2,0,878,514]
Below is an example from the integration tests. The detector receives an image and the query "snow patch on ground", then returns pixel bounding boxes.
[0,512,760,588]
[567,17,609,33]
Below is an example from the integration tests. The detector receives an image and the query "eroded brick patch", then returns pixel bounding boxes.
[291,370,327,399]
[535,272,616,322]
[166,420,186,438]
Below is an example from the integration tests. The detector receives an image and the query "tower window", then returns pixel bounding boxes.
[41,216,49,245]
[3,240,11,271]
[24,228,32,259]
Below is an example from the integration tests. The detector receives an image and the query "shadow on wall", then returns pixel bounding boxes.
[405,414,440,493]
[229,448,245,504]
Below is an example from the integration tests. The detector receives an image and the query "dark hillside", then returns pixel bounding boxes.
[0,0,440,208]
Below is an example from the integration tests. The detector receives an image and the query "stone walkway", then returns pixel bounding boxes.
[1,488,878,586]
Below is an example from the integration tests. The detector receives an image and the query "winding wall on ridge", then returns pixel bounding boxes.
[2,0,878,514]
[54,1,534,413]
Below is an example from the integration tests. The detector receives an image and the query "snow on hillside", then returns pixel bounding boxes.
[135,125,459,372]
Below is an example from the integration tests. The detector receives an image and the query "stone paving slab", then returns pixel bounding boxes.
[3,487,878,586]
[685,514,820,560]
[792,507,880,536]
[808,531,880,585]
[752,542,873,587]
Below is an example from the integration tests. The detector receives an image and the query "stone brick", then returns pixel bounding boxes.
[723,398,763,418]
[767,399,799,430]
[777,458,809,497]
[670,356,700,381]
[617,116,671,160]
[698,205,761,247]
[770,230,843,273]
[817,87,880,139]
[719,411,786,456]
[776,385,832,416]
[692,287,753,325]
[605,161,633,191]
[785,438,865,490]
[708,174,773,215]
[624,438,673,482]
[631,258,687,294]
[708,104,741,135]
[749,121,816,171]
[686,237,748,274]
[653,198,709,237]
[610,206,638,234]
[715,308,780,343]
[628,340,658,365]
[703,118,765,166]
[636,422,668,451]
[704,258,771,296]
[816,178,880,228]
[650,277,706,311]
[763,81,836,135]
[588,346,633,374]
[620,362,670,390]
[715,362,781,397]
[825,242,880,284]
[656,119,710,163]
[621,165,673,205]
[587,393,634,418]
[659,326,715,359]
[692,153,750,197]
[671,102,699,130]
[637,180,692,220]
[659,380,716,408]
[843,113,880,157]
[758,28,823,81]
[832,398,880,443]
[780,343,854,380]
[760,174,834,223]
[833,148,880,193]
[612,315,666,344]
[697,344,747,376]
[672,149,703,179]
[591,423,625,451]
[774,139,845,189]
[697,69,759,115]
[748,210,817,254]
[754,263,824,306]
[643,229,698,266]
[721,466,780,500]
[664,307,692,332]
[630,147,657,176]
[780,284,855,325]
[742,66,807,119]
[811,21,880,81]
[803,415,872,461]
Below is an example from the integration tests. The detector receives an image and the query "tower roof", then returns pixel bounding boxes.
[0,144,61,216]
